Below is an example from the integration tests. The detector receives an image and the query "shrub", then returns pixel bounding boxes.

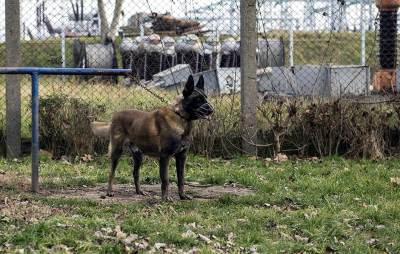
[39,95,106,159]
[35,86,400,160]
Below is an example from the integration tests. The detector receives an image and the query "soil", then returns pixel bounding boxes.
[46,182,254,203]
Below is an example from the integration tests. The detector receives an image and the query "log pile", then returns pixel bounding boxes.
[122,12,205,36]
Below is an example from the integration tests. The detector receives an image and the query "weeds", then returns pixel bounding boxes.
[39,95,106,159]
[35,89,400,160]
[2,77,400,159]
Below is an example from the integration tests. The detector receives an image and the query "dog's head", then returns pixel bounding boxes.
[180,75,214,120]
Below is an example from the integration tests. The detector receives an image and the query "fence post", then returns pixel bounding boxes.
[240,0,257,156]
[5,0,21,158]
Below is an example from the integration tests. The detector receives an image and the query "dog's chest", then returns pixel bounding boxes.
[161,122,192,155]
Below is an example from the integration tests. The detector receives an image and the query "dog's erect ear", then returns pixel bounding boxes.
[196,75,204,91]
[183,75,195,97]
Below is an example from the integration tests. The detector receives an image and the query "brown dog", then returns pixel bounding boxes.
[91,75,213,200]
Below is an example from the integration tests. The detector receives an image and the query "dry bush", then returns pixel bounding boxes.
[191,94,242,158]
[35,84,400,160]
[256,98,400,159]
[39,95,106,159]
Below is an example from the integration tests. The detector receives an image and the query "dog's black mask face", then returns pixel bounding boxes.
[181,75,214,120]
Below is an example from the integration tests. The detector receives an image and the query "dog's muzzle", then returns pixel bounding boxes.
[196,102,214,120]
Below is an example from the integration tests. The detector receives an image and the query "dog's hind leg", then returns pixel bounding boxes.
[129,146,145,195]
[107,138,123,197]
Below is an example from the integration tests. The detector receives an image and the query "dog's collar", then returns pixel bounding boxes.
[173,109,191,121]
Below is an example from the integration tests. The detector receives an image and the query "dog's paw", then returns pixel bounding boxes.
[162,196,174,202]
[179,194,193,200]
[136,190,149,196]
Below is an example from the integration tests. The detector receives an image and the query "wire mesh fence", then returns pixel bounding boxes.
[1,0,400,159]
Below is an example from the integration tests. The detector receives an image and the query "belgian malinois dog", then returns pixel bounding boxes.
[91,75,214,200]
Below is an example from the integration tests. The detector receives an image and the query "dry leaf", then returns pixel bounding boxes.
[250,246,259,253]
[81,154,93,162]
[390,177,400,187]
[273,153,288,162]
[154,243,166,249]
[115,225,127,241]
[198,234,211,244]
[124,234,138,245]
[294,235,309,243]
[366,238,379,245]
[182,229,196,238]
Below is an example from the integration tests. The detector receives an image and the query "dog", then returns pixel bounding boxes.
[91,75,214,200]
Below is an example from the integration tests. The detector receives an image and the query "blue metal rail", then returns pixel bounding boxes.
[0,67,132,192]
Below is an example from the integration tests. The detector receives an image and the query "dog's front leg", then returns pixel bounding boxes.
[176,150,192,200]
[159,154,172,201]
[130,149,146,195]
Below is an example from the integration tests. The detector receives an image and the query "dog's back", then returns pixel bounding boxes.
[93,108,188,157]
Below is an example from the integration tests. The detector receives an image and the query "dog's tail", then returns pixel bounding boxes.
[90,121,111,139]
[91,121,112,158]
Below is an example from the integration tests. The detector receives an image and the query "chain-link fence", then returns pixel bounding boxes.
[1,0,400,159]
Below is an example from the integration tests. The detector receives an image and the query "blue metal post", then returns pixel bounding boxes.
[31,72,39,192]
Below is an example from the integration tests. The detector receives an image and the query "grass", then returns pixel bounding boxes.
[1,154,400,253]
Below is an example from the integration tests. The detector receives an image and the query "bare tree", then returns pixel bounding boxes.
[97,0,124,42]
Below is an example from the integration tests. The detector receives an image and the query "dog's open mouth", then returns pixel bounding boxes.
[196,112,213,120]
[196,103,214,120]
[204,114,213,120]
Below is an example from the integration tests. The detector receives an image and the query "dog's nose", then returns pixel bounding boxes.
[204,104,214,115]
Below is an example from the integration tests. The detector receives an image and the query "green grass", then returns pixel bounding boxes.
[1,154,400,253]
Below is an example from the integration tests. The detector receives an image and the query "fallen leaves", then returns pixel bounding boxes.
[181,229,196,238]
[198,233,212,244]
[0,196,62,223]
[115,225,127,241]
[264,153,289,165]
[366,238,379,246]
[81,154,93,162]
[94,226,149,252]
[294,234,310,243]
[179,223,258,253]
[274,153,288,162]
[390,177,400,187]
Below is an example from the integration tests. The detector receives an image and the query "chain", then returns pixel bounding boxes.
[128,73,169,105]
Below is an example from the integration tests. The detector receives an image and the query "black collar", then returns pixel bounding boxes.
[172,108,191,121]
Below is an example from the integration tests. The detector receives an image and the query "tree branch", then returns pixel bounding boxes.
[97,0,109,41]
[108,0,124,39]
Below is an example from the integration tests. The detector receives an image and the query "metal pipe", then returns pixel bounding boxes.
[61,29,66,68]
[0,67,131,75]
[289,21,294,67]
[31,72,39,193]
[361,0,366,65]
[61,29,66,81]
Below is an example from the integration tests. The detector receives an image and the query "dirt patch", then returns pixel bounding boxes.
[0,196,63,222]
[47,182,254,203]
